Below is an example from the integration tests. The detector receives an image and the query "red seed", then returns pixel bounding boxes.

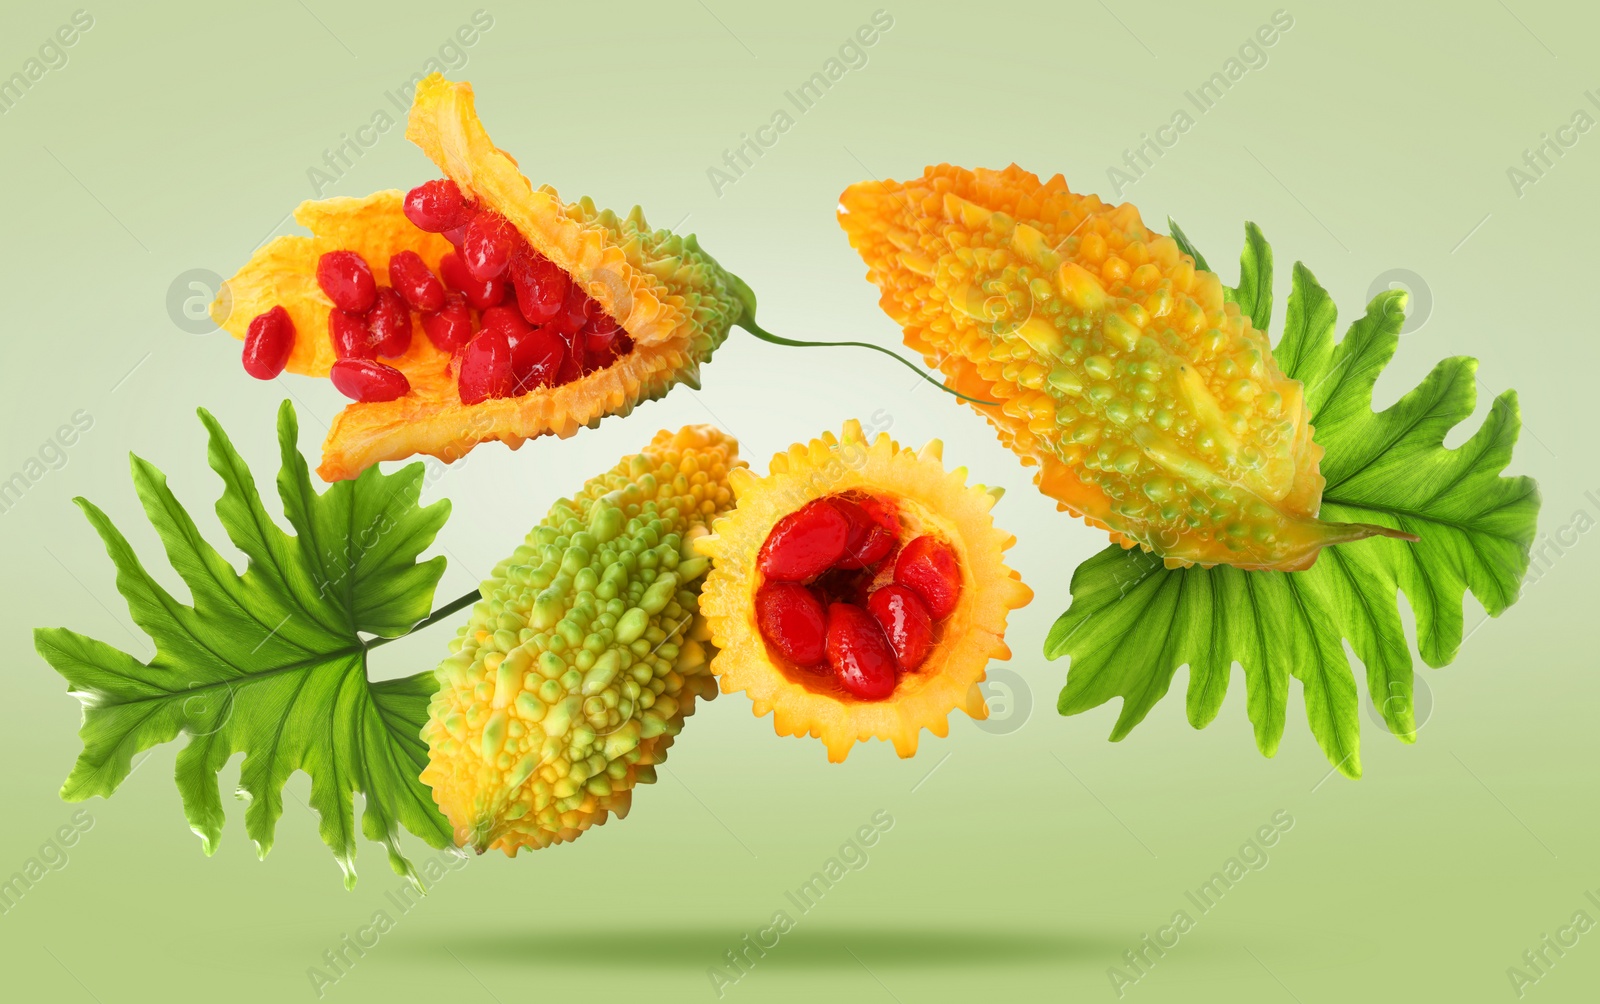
[480,304,530,340]
[894,536,962,619]
[867,585,934,671]
[366,287,413,358]
[330,359,409,402]
[509,250,569,324]
[509,326,565,393]
[403,179,472,233]
[421,293,473,353]
[329,308,375,360]
[584,297,619,335]
[457,328,514,404]
[241,306,295,380]
[546,282,590,336]
[388,251,446,312]
[755,582,827,666]
[442,223,470,249]
[553,329,584,385]
[439,252,505,310]
[316,251,377,313]
[758,499,850,582]
[461,212,517,280]
[832,496,896,569]
[582,328,631,372]
[825,603,898,700]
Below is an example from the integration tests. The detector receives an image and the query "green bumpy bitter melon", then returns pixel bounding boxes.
[420,425,742,854]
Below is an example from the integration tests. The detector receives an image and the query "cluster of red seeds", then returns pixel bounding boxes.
[754,493,963,701]
[238,179,633,404]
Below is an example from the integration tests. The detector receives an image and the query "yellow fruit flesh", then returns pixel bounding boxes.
[838,164,1404,570]
[420,426,741,854]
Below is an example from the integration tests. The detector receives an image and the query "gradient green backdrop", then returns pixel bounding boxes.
[2,2,1595,1001]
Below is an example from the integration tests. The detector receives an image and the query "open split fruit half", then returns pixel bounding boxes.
[696,420,1032,761]
[215,75,752,481]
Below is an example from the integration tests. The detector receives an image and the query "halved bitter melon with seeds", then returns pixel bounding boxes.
[215,74,750,481]
[420,425,741,854]
[696,420,1032,761]
[837,164,1413,571]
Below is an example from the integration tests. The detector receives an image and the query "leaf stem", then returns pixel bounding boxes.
[366,588,482,649]
[737,317,997,406]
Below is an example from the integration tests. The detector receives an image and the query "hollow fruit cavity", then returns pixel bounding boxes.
[752,491,962,700]
[238,177,635,405]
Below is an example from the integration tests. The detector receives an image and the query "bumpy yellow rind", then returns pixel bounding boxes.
[696,420,1032,762]
[838,164,1405,571]
[420,425,742,855]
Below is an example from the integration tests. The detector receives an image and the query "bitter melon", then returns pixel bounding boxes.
[420,425,741,853]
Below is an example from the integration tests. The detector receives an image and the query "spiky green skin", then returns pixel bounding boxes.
[575,196,756,383]
[420,427,739,854]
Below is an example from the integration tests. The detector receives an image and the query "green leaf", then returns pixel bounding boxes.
[1169,219,1272,331]
[1045,226,1540,778]
[35,401,454,887]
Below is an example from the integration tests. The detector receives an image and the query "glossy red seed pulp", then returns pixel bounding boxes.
[825,603,898,701]
[330,359,409,402]
[457,328,513,404]
[242,306,295,380]
[389,250,446,312]
[894,536,962,619]
[245,180,638,405]
[753,493,962,699]
[316,251,377,313]
[755,583,827,667]
[402,179,471,233]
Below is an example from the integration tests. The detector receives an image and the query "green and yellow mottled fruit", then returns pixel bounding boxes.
[420,426,742,854]
[838,164,1408,571]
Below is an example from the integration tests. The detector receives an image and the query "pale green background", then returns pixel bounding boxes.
[2,1,1595,1001]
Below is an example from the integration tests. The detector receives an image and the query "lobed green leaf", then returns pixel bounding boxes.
[35,401,455,887]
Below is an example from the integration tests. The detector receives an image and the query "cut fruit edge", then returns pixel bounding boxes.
[402,74,696,349]
[695,420,1034,761]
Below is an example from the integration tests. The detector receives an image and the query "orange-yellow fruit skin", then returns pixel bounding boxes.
[838,164,1391,571]
[697,421,1032,761]
[419,426,741,855]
